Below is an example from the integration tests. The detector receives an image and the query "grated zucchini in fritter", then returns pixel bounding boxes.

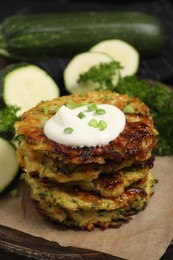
[26,170,154,211]
[17,140,153,182]
[15,90,158,230]
[26,171,155,231]
[15,90,157,164]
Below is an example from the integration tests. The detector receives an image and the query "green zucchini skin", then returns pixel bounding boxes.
[0,12,166,60]
[0,62,30,107]
[0,138,20,195]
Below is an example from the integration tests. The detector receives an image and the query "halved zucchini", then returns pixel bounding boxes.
[64,52,120,94]
[0,137,19,194]
[1,63,60,115]
[90,39,139,77]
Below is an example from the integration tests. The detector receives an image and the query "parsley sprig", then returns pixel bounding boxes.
[77,61,122,90]
[0,105,20,139]
[116,76,173,155]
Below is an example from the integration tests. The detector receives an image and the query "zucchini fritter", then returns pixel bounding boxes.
[26,171,155,231]
[15,90,157,164]
[15,90,158,230]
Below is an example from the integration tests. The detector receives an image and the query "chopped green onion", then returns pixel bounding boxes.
[79,92,86,97]
[43,105,49,115]
[64,127,74,134]
[66,100,89,109]
[78,101,89,107]
[98,120,107,131]
[88,119,98,128]
[53,106,60,112]
[123,105,135,113]
[39,116,47,128]
[87,103,98,112]
[96,108,106,115]
[77,111,86,119]
[66,100,76,109]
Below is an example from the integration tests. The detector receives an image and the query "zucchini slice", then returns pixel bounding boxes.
[90,39,139,77]
[64,52,119,94]
[0,137,19,194]
[1,63,60,115]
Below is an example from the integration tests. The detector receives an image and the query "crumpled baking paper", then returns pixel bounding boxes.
[0,156,173,260]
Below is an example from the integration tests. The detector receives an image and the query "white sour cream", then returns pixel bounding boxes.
[43,104,126,147]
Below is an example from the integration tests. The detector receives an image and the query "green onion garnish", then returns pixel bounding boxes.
[38,116,47,128]
[64,127,74,134]
[98,120,107,131]
[66,100,89,109]
[79,92,86,97]
[66,100,76,109]
[53,106,60,112]
[77,112,86,119]
[123,105,135,113]
[87,103,98,112]
[43,105,49,115]
[78,101,89,107]
[88,119,98,128]
[96,108,106,115]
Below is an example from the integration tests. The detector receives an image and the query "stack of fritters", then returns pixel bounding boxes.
[15,90,158,231]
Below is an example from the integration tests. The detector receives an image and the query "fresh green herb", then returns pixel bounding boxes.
[77,111,86,119]
[66,100,88,109]
[51,106,60,112]
[98,120,107,131]
[96,108,106,115]
[66,100,75,109]
[78,61,122,90]
[39,116,47,128]
[79,92,86,97]
[76,60,173,155]
[88,119,98,128]
[12,134,23,143]
[66,100,77,109]
[116,76,173,155]
[64,127,74,134]
[43,105,49,115]
[88,118,107,131]
[0,105,20,139]
[123,105,135,113]
[87,103,98,112]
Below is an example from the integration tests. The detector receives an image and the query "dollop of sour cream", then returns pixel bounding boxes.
[43,104,126,147]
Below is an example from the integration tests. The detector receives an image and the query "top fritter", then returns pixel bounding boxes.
[15,90,158,165]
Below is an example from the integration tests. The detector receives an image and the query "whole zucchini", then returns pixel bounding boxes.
[0,11,165,60]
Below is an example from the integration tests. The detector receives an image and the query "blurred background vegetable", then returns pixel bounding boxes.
[0,11,165,60]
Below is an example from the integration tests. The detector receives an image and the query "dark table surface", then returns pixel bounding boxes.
[0,0,173,259]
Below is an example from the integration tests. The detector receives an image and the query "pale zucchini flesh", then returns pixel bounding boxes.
[0,138,19,194]
[3,65,60,115]
[64,52,120,94]
[90,39,139,77]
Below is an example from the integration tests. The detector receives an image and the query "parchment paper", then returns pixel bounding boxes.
[0,156,173,260]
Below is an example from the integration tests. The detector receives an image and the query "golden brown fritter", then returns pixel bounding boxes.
[26,171,155,231]
[27,163,151,198]
[70,167,149,197]
[25,170,155,212]
[15,90,158,165]
[15,90,157,231]
[17,139,154,183]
